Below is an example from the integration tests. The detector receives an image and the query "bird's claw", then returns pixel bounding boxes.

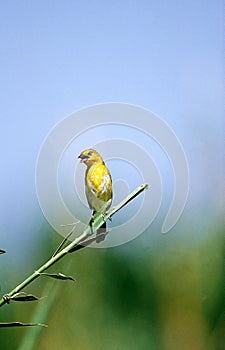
[101,211,112,222]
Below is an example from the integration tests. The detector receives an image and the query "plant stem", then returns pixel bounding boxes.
[0,183,148,308]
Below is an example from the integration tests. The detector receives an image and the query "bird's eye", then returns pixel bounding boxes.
[88,151,92,156]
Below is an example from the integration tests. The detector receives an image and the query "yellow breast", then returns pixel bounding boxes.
[85,163,112,211]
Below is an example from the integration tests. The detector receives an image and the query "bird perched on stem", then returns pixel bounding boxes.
[78,149,113,242]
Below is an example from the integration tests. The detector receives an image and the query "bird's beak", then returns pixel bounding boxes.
[78,154,87,163]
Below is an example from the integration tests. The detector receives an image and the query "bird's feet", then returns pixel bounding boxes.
[100,211,112,222]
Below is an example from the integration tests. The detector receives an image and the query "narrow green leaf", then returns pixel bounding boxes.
[11,292,40,302]
[0,322,47,328]
[52,224,77,257]
[39,272,76,281]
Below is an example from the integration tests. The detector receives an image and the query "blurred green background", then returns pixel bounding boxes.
[0,220,224,350]
[0,1,224,349]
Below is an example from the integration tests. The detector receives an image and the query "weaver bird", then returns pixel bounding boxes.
[78,149,113,242]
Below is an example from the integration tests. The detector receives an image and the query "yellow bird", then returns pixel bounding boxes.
[78,149,113,242]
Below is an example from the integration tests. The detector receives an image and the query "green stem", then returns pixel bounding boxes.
[0,183,148,308]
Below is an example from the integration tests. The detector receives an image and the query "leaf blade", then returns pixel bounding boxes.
[0,322,47,328]
[39,272,76,281]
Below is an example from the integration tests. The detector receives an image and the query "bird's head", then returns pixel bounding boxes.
[78,149,104,167]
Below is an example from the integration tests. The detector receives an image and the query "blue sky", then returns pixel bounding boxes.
[0,1,223,252]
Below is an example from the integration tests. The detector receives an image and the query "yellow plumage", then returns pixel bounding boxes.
[78,149,112,242]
